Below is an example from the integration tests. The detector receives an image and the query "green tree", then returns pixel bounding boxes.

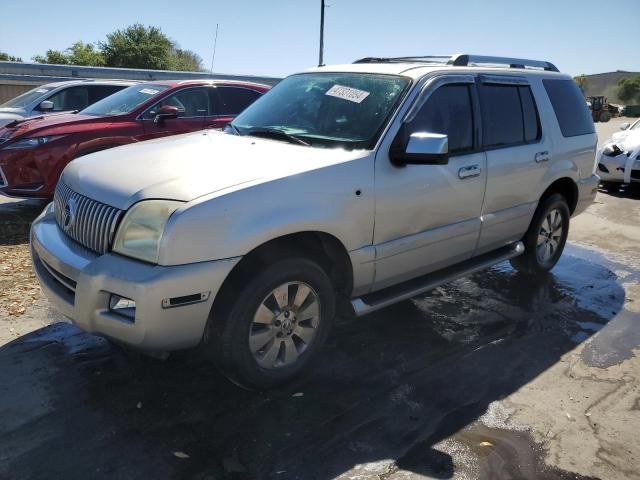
[618,77,640,104]
[101,24,174,70]
[0,51,23,62]
[169,48,204,72]
[574,74,588,94]
[32,50,69,65]
[66,41,105,66]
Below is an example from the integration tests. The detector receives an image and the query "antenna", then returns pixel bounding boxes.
[318,0,325,66]
[210,24,219,74]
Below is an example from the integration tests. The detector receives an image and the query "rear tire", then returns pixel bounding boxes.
[205,257,336,389]
[509,193,570,274]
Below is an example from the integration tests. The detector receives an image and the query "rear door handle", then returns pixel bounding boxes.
[535,151,550,163]
[458,164,481,179]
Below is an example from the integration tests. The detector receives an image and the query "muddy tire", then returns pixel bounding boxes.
[509,193,570,275]
[205,257,336,389]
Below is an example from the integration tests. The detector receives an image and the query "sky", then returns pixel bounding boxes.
[1,0,638,78]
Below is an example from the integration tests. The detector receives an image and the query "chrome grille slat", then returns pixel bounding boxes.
[53,182,123,255]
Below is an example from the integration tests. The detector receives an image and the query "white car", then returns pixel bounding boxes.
[597,124,640,190]
[0,80,136,127]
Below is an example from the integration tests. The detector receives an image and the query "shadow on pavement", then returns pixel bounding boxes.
[0,198,48,245]
[0,244,629,480]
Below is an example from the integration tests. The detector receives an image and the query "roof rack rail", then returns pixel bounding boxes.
[353,54,559,72]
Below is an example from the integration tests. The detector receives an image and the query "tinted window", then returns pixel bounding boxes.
[519,86,541,142]
[543,79,595,137]
[145,87,209,119]
[216,87,262,115]
[87,85,125,104]
[407,84,473,153]
[47,86,89,111]
[480,85,523,147]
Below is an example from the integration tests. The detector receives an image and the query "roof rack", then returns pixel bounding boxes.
[353,54,559,72]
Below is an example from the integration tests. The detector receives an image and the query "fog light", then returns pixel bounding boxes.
[109,295,136,320]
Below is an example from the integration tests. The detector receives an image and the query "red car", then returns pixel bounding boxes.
[0,80,270,198]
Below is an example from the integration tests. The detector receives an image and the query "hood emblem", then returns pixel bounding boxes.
[62,197,77,232]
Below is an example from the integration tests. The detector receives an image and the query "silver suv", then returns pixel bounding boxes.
[0,79,136,126]
[31,54,599,388]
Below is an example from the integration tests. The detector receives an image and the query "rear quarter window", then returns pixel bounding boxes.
[543,79,594,137]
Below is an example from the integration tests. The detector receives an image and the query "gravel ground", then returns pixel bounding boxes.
[0,118,638,480]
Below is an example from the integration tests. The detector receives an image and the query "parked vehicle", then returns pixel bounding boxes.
[612,117,640,143]
[31,54,598,388]
[0,80,136,127]
[597,127,640,191]
[0,80,269,197]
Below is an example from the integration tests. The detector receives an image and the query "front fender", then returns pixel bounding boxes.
[159,157,375,265]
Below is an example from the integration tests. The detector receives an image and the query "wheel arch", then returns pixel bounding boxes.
[207,231,353,330]
[539,177,578,215]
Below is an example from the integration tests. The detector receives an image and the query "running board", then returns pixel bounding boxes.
[351,241,525,317]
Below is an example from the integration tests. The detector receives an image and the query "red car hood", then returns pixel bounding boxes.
[0,113,105,144]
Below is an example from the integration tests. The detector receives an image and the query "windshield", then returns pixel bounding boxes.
[229,72,410,149]
[631,119,640,130]
[0,86,53,109]
[80,84,169,116]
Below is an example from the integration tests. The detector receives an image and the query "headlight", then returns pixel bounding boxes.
[4,135,65,150]
[112,200,183,264]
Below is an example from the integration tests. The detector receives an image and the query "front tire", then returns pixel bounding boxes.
[509,193,570,274]
[205,257,336,389]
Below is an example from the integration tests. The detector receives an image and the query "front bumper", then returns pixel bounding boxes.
[596,148,640,184]
[574,174,600,216]
[30,205,239,350]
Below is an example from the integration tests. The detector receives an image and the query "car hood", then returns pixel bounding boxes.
[62,130,369,210]
[0,112,100,142]
[0,109,26,127]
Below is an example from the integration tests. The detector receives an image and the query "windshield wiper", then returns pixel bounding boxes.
[245,127,310,146]
[226,123,242,136]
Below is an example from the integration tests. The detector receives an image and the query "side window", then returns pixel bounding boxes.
[479,84,541,147]
[46,86,90,111]
[406,84,474,154]
[87,85,125,104]
[215,87,262,116]
[520,86,541,143]
[543,79,595,137]
[146,88,209,119]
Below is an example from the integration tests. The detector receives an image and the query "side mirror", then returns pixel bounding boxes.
[153,105,179,125]
[619,122,630,131]
[390,132,449,166]
[39,100,54,112]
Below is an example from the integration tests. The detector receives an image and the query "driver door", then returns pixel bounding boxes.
[141,87,208,139]
[372,76,487,291]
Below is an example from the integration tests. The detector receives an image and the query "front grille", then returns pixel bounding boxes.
[54,182,123,254]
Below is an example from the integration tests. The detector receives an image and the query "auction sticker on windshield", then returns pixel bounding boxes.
[140,88,160,95]
[326,85,370,103]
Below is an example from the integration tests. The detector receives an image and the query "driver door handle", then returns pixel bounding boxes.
[458,164,481,179]
[535,151,550,163]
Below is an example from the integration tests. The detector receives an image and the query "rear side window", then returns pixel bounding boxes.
[479,84,540,148]
[87,85,125,104]
[215,87,262,115]
[543,79,594,137]
[406,84,474,153]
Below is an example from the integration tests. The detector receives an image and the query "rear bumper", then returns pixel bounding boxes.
[574,174,599,216]
[31,204,239,350]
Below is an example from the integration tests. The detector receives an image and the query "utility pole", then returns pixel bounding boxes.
[210,24,219,74]
[318,0,325,67]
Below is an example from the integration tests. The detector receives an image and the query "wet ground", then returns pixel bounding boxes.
[0,119,639,480]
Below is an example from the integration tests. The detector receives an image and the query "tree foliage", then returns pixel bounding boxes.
[0,51,23,62]
[618,77,640,104]
[574,74,588,93]
[31,24,202,71]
